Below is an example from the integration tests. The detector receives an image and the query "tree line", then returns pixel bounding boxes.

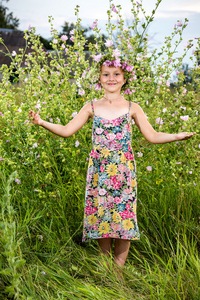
[0,0,106,50]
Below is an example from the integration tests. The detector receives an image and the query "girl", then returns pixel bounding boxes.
[29,54,195,269]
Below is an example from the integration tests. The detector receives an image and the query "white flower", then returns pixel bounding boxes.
[105,39,113,47]
[72,112,77,118]
[137,152,143,157]
[75,140,79,147]
[12,51,17,56]
[33,143,38,148]
[146,166,152,171]
[180,115,189,121]
[35,102,41,110]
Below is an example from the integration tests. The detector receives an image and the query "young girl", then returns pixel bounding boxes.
[29,54,195,268]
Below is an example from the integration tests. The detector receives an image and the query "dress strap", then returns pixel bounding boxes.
[91,100,94,114]
[128,101,131,113]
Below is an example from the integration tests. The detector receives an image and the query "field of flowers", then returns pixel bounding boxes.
[0,1,199,299]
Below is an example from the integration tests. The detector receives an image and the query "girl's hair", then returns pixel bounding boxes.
[87,52,134,92]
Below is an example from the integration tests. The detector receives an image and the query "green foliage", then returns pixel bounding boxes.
[0,0,199,298]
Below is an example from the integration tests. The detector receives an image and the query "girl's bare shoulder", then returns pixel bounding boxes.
[129,101,143,117]
[79,101,94,118]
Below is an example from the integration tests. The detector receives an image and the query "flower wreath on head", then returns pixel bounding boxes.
[86,48,135,93]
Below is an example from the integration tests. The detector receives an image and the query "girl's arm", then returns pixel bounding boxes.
[29,102,93,137]
[131,103,195,144]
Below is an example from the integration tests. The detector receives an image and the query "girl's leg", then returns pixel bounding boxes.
[97,238,113,257]
[114,239,131,267]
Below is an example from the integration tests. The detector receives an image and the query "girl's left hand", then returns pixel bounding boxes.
[175,132,196,141]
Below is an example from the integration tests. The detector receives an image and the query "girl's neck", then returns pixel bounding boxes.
[103,93,123,103]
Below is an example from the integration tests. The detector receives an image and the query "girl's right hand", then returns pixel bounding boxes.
[29,110,43,126]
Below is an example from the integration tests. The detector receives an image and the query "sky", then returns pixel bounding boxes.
[6,0,200,65]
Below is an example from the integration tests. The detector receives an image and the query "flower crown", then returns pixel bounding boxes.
[86,49,135,93]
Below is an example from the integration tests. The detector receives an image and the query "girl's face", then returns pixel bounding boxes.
[99,65,126,93]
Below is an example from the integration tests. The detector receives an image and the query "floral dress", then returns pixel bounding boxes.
[82,100,140,242]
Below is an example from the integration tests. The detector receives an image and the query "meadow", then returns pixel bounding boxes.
[0,1,200,299]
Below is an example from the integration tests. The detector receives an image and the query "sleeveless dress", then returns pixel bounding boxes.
[82,100,140,242]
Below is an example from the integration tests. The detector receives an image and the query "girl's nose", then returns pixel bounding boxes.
[108,74,114,80]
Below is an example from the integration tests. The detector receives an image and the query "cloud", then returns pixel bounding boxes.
[155,9,200,19]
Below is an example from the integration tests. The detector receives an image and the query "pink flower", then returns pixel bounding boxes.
[0,157,4,161]
[113,59,121,67]
[100,166,105,172]
[116,132,123,140]
[96,127,104,134]
[124,89,132,95]
[99,189,107,196]
[103,60,112,66]
[107,133,116,141]
[93,54,102,62]
[110,223,121,232]
[91,21,98,30]
[82,70,86,78]
[15,179,21,184]
[53,39,58,44]
[119,210,134,219]
[94,83,101,90]
[126,65,134,72]
[183,87,187,95]
[156,117,164,124]
[78,89,85,96]
[111,5,118,13]
[176,20,182,27]
[113,48,121,57]
[146,166,152,171]
[105,39,113,47]
[61,35,68,41]
[180,115,189,121]
[117,164,126,173]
